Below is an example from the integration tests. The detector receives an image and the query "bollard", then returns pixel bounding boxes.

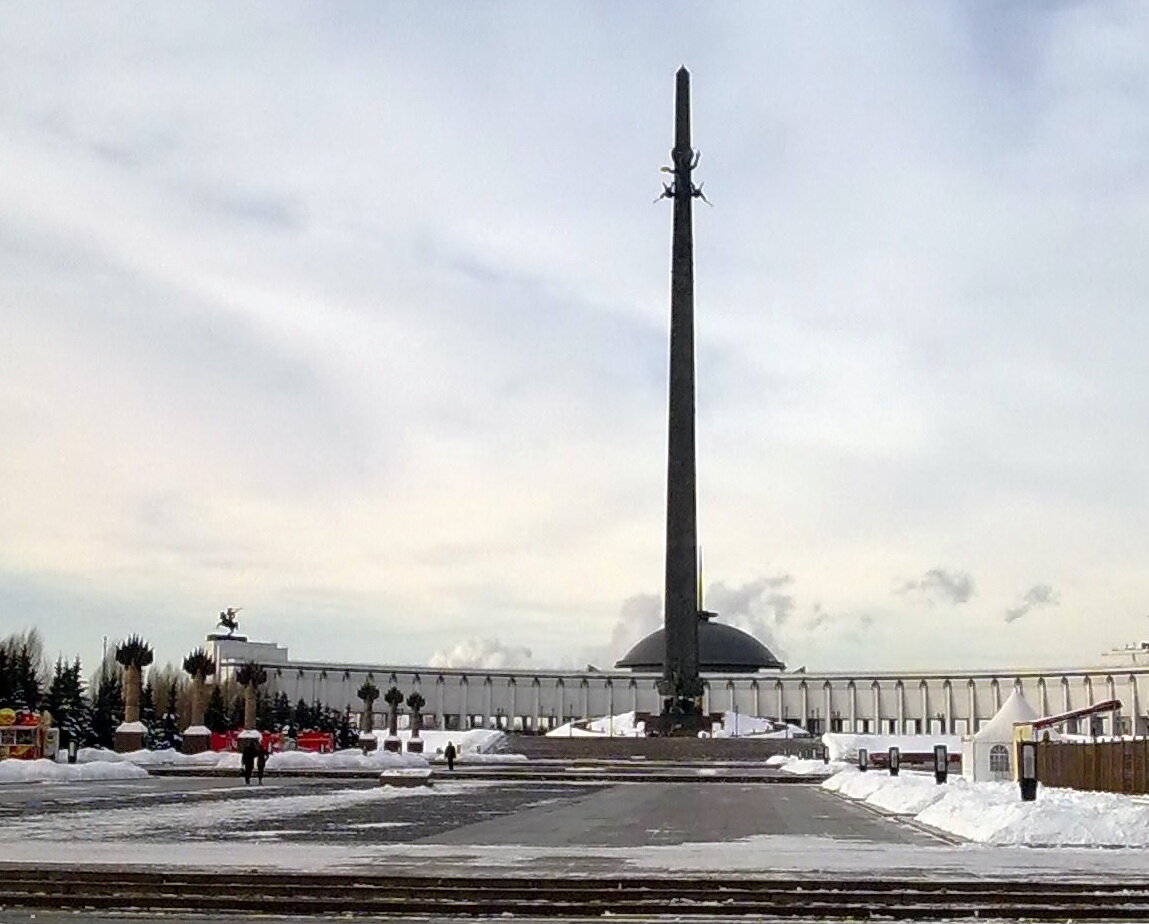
[933,743,947,784]
[822,745,830,765]
[888,746,900,777]
[858,747,868,772]
[1019,741,1037,802]
[67,739,78,765]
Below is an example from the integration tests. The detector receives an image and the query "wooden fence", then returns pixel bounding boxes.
[1034,738,1149,795]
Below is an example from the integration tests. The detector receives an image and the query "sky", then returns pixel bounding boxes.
[3,3,1149,679]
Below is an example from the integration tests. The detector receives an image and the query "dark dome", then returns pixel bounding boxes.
[615,619,785,673]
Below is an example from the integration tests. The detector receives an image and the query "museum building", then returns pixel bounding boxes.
[205,630,1149,738]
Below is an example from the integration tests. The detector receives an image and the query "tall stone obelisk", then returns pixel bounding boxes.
[657,67,705,729]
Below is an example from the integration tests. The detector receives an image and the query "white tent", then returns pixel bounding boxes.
[962,688,1054,782]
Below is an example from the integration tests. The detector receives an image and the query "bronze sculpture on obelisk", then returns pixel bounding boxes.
[656,67,708,733]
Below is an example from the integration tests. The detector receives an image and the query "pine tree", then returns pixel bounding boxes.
[89,668,124,748]
[43,656,92,743]
[140,678,157,745]
[336,708,358,749]
[272,691,291,730]
[0,645,11,707]
[204,684,229,734]
[293,697,311,732]
[156,677,181,750]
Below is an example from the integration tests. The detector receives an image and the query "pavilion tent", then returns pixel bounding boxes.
[962,688,1056,782]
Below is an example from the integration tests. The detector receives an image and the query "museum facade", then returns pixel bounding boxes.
[205,634,1149,738]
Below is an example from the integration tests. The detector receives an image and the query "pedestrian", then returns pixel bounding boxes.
[256,741,268,785]
[444,740,456,771]
[240,739,257,785]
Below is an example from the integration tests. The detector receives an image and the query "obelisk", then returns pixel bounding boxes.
[658,67,705,728]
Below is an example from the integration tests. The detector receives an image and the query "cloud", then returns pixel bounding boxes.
[896,569,975,606]
[427,638,533,670]
[3,5,1149,676]
[705,575,795,662]
[1004,584,1060,623]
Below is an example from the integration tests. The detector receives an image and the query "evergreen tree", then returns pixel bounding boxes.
[0,646,11,707]
[0,630,46,711]
[204,684,229,734]
[293,697,312,732]
[139,678,157,745]
[336,708,358,749]
[272,691,291,730]
[42,657,91,745]
[89,668,124,748]
[155,677,181,750]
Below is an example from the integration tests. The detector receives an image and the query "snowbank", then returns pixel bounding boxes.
[824,767,1149,846]
[78,746,428,772]
[548,711,646,737]
[712,713,809,738]
[73,727,509,772]
[767,754,848,777]
[0,758,147,784]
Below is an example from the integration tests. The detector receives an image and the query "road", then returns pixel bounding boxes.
[0,773,928,847]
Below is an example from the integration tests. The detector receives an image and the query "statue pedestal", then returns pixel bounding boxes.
[649,713,711,737]
[406,737,424,753]
[383,736,402,753]
[359,733,377,753]
[114,722,146,753]
[182,726,211,754]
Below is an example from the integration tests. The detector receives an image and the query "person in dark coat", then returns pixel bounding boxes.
[444,740,456,771]
[256,742,268,784]
[240,739,257,785]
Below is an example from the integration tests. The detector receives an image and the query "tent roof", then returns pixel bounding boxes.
[973,688,1039,740]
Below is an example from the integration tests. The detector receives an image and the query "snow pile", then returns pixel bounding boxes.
[822,732,963,762]
[712,713,809,738]
[548,711,646,737]
[73,728,510,771]
[78,747,233,769]
[824,767,1149,846]
[0,758,147,784]
[767,754,848,776]
[415,729,508,755]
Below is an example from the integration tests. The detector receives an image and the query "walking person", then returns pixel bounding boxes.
[256,741,268,785]
[444,740,456,771]
[240,738,257,785]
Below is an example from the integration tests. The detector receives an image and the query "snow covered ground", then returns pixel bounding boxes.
[825,766,1149,847]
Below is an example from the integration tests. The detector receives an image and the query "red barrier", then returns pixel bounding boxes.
[208,730,283,752]
[295,731,335,754]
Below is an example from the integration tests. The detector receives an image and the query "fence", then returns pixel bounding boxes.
[1035,738,1149,795]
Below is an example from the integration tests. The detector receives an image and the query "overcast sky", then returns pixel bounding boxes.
[3,3,1149,679]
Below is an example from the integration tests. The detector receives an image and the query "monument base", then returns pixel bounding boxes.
[359,733,378,752]
[649,713,712,737]
[182,727,211,754]
[406,737,424,753]
[114,723,146,753]
[383,736,402,752]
